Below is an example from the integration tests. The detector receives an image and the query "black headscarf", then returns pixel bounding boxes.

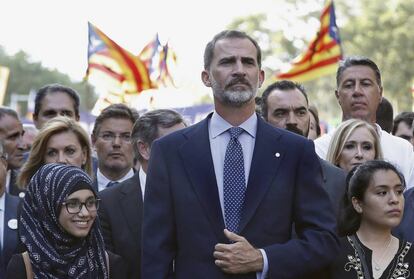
[19,163,108,279]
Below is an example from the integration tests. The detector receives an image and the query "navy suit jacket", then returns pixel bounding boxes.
[1,193,20,277]
[394,187,414,241]
[319,158,346,216]
[98,172,142,279]
[8,170,24,197]
[142,114,339,279]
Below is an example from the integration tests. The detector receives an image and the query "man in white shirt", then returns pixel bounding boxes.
[98,109,186,279]
[91,104,138,191]
[315,56,414,187]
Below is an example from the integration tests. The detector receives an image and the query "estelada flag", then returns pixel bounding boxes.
[275,0,342,82]
[86,22,153,113]
[139,34,177,88]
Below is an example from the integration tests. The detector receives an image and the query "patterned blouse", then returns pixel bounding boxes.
[327,234,414,279]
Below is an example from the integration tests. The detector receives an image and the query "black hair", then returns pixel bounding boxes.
[92,104,139,137]
[260,80,308,120]
[131,109,185,162]
[34,84,80,118]
[337,160,405,237]
[376,97,394,133]
[204,30,262,70]
[336,56,382,87]
[392,111,414,135]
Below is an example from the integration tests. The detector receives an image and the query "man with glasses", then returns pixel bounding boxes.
[91,104,138,191]
[98,109,186,279]
[0,107,27,196]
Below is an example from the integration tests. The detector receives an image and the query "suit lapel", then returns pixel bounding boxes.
[179,116,225,240]
[3,194,19,265]
[119,174,142,237]
[239,118,284,233]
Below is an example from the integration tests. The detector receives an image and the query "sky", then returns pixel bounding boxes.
[0,0,322,108]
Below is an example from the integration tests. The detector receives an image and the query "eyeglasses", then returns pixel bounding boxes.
[62,198,100,214]
[98,132,132,143]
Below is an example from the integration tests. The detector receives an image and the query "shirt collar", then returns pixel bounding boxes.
[210,111,257,139]
[0,193,5,212]
[97,168,134,188]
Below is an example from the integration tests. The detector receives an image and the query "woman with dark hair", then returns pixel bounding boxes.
[6,164,125,278]
[328,160,414,279]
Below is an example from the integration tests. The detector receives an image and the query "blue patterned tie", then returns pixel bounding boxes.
[223,127,246,233]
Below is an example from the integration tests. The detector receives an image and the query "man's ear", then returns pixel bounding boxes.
[138,141,150,161]
[258,70,265,88]
[201,70,212,87]
[335,90,340,102]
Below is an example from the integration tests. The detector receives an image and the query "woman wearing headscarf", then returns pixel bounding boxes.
[6,163,125,278]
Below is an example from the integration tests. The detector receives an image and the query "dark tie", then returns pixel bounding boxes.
[223,127,246,233]
[106,181,119,188]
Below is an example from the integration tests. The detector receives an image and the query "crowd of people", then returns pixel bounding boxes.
[0,30,414,278]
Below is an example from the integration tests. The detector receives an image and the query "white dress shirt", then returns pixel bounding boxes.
[97,168,135,192]
[139,167,146,200]
[315,124,414,188]
[208,111,268,279]
[0,193,5,247]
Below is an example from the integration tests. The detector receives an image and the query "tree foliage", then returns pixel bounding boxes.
[228,0,414,123]
[0,47,97,117]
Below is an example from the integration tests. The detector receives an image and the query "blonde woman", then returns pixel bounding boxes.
[17,116,93,189]
[326,119,383,172]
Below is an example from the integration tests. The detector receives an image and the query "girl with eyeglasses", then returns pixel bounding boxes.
[6,163,126,279]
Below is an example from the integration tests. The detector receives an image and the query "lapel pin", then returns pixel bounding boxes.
[19,192,25,199]
[275,152,280,158]
[8,218,18,230]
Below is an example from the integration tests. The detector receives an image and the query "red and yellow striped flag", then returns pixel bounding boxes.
[86,22,153,114]
[275,0,342,82]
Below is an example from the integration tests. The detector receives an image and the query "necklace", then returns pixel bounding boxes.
[372,236,393,271]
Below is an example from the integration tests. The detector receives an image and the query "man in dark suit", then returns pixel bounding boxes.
[0,140,20,277]
[142,30,339,278]
[260,80,346,214]
[98,109,186,279]
[91,104,139,192]
[0,107,27,197]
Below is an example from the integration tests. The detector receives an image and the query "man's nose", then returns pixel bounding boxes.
[232,60,246,76]
[286,111,298,125]
[352,82,364,96]
[16,134,27,150]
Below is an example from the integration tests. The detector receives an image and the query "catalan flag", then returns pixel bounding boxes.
[0,66,10,105]
[86,22,153,114]
[275,0,342,82]
[139,35,177,88]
